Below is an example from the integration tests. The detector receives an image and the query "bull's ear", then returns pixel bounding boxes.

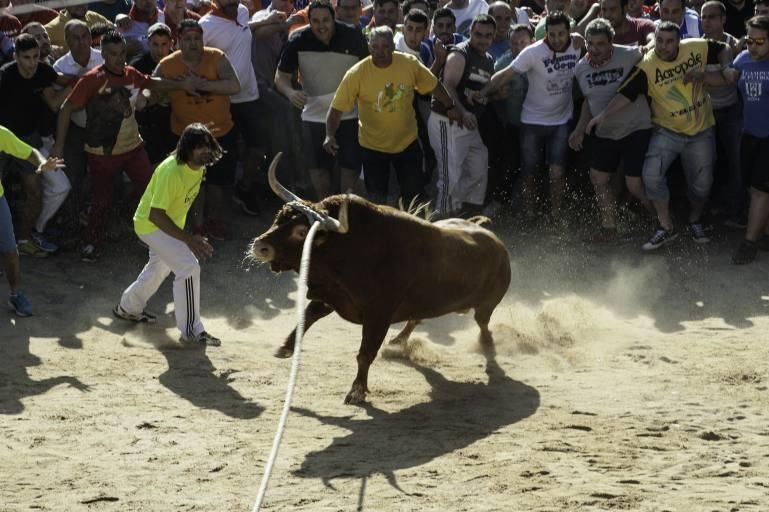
[290,224,309,241]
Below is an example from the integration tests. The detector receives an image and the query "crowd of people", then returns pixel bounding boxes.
[1,0,768,343]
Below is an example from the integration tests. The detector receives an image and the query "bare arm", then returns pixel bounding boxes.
[568,99,591,151]
[585,94,631,133]
[275,69,307,109]
[41,84,72,112]
[25,147,64,174]
[441,52,476,129]
[190,55,241,96]
[323,107,344,155]
[51,99,82,157]
[149,207,213,260]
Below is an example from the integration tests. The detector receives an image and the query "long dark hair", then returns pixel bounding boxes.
[175,123,224,166]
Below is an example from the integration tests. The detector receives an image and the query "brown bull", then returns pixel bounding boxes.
[250,154,511,404]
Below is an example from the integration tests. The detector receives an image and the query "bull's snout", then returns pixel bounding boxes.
[250,239,275,262]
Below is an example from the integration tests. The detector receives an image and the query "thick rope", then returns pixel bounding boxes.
[252,220,322,512]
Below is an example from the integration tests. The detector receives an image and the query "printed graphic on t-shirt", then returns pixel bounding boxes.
[653,51,704,86]
[585,67,624,88]
[543,53,578,73]
[742,70,769,101]
[665,81,707,123]
[375,83,407,113]
[85,82,135,155]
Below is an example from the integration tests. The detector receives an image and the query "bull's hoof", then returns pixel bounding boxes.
[274,346,294,359]
[344,387,367,405]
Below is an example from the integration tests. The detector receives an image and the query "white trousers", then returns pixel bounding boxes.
[428,112,488,215]
[36,137,71,233]
[119,230,204,338]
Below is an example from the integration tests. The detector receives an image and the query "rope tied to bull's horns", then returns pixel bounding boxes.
[252,219,323,512]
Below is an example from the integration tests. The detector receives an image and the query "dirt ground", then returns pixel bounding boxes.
[2,206,769,512]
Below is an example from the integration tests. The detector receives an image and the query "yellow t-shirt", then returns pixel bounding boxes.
[331,52,438,153]
[134,155,204,235]
[0,125,33,198]
[635,39,715,135]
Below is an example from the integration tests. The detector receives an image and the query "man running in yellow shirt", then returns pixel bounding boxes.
[0,125,64,317]
[113,124,222,346]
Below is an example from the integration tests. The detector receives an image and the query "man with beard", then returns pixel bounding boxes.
[478,11,583,227]
[428,8,465,75]
[113,123,222,347]
[275,0,368,199]
[430,15,496,217]
[21,22,55,64]
[657,0,703,39]
[600,0,656,46]
[586,22,732,250]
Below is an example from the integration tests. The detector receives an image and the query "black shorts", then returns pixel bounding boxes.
[588,129,651,178]
[741,132,769,193]
[230,99,264,149]
[303,119,360,171]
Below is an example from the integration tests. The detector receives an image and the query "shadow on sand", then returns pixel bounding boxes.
[291,352,539,492]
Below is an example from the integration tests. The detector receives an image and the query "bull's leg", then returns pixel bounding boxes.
[275,301,334,358]
[345,319,390,404]
[474,307,495,355]
[388,319,420,345]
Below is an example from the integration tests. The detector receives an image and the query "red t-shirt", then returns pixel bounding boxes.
[68,65,151,156]
[614,17,656,47]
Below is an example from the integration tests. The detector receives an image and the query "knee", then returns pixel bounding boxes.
[174,255,200,279]
[590,170,610,188]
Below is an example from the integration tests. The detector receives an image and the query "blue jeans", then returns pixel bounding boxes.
[642,127,714,202]
[519,123,569,177]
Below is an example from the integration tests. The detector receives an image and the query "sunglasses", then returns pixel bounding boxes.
[746,37,768,45]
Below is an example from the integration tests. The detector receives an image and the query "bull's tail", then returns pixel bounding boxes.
[467,215,492,226]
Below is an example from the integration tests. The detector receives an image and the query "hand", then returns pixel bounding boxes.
[179,74,203,96]
[288,89,308,109]
[446,106,463,128]
[50,145,64,160]
[683,69,704,84]
[36,156,65,174]
[323,135,338,155]
[568,129,584,151]
[461,111,478,130]
[267,10,287,23]
[722,68,740,85]
[584,113,604,135]
[186,234,214,261]
[285,13,303,26]
[434,39,448,65]
[466,90,487,106]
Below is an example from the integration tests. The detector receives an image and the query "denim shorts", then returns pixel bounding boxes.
[642,127,714,201]
[519,123,569,176]
[0,196,16,253]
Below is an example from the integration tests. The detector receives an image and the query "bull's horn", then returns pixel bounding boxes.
[268,152,302,203]
[326,198,349,234]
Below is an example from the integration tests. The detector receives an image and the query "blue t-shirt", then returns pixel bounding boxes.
[733,50,769,138]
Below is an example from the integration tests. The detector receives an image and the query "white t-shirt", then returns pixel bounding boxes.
[53,48,104,128]
[199,4,260,103]
[510,39,580,126]
[449,0,489,36]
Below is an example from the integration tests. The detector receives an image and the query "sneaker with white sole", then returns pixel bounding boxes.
[642,226,679,251]
[112,304,157,323]
[180,330,221,347]
[689,222,711,244]
[8,292,33,317]
[32,231,58,252]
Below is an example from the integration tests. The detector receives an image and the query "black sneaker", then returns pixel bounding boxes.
[689,222,711,244]
[233,186,261,216]
[732,240,758,265]
[80,244,98,263]
[113,304,157,323]
[642,226,679,251]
